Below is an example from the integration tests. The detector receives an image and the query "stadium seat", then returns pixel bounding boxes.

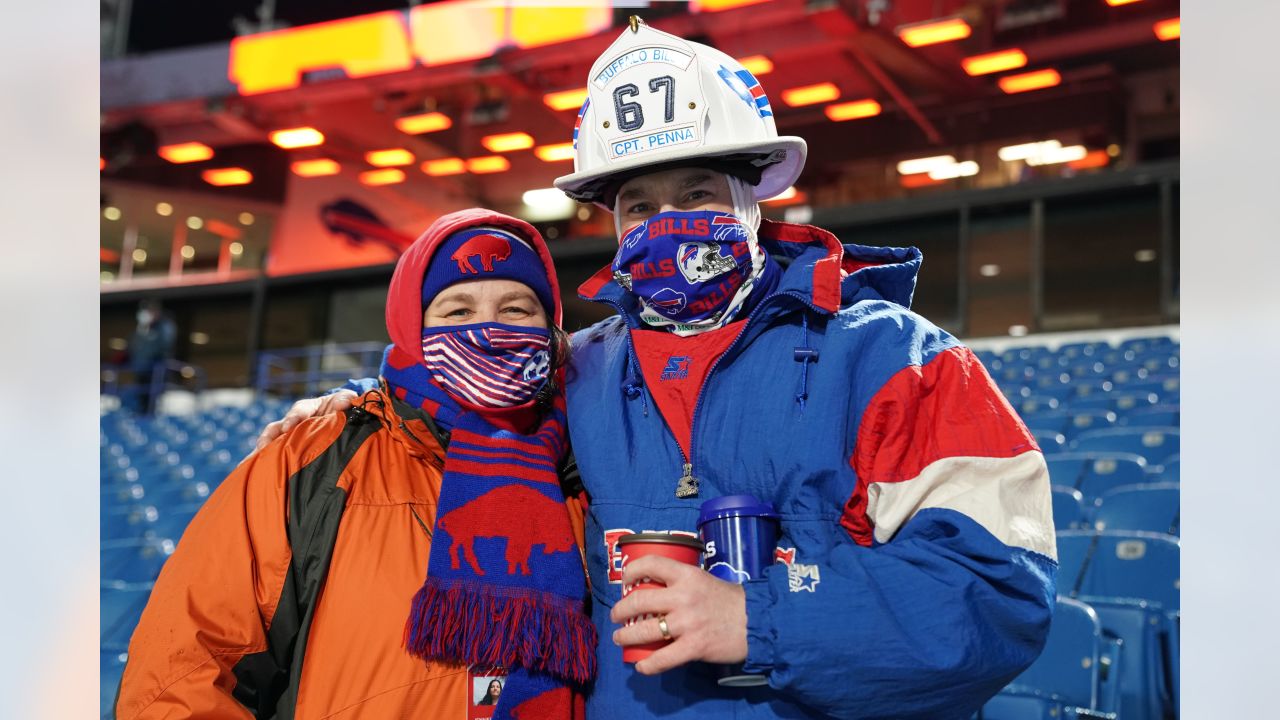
[1044,453,1094,488]
[1074,453,1149,501]
[1093,484,1179,535]
[1057,531,1179,610]
[979,597,1119,720]
[1028,429,1067,454]
[1159,456,1180,483]
[101,584,153,651]
[1051,486,1088,530]
[1117,404,1179,429]
[1061,410,1118,441]
[102,649,128,718]
[102,504,161,541]
[1056,532,1180,720]
[1072,428,1179,467]
[102,538,175,587]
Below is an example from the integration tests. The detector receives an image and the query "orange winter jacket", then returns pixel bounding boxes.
[116,390,587,719]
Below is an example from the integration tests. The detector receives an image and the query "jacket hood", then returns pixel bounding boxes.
[578,218,921,316]
[386,209,563,355]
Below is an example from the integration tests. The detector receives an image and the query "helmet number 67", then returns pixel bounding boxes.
[612,75,675,133]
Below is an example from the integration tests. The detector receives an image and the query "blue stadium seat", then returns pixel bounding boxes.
[1117,404,1179,429]
[1057,531,1179,610]
[101,584,153,651]
[102,649,128,718]
[1074,453,1149,502]
[1159,456,1180,483]
[1051,486,1088,530]
[102,538,175,587]
[1056,532,1180,720]
[1044,453,1093,488]
[101,504,161,541]
[1093,484,1179,536]
[979,598,1119,720]
[1072,428,1179,467]
[1061,410,1118,441]
[1029,429,1067,454]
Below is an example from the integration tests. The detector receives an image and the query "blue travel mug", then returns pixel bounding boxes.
[697,494,779,687]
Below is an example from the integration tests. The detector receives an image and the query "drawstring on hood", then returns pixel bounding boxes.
[793,312,819,412]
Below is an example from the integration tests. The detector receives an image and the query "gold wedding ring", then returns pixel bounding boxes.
[657,614,672,641]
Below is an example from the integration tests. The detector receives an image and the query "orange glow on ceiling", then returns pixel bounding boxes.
[544,88,589,112]
[781,82,840,107]
[100,157,106,170]
[359,168,406,186]
[1068,149,1110,170]
[825,99,882,122]
[690,0,770,11]
[465,156,511,174]
[291,158,341,177]
[408,1,610,66]
[229,12,414,95]
[901,173,945,189]
[422,158,467,176]
[205,219,244,240]
[158,142,214,164]
[482,132,536,153]
[896,17,972,48]
[961,49,1028,76]
[395,112,452,134]
[1154,17,1180,41]
[201,168,253,186]
[761,187,807,206]
[736,55,774,76]
[1105,0,1143,5]
[534,143,575,162]
[366,148,415,167]
[269,126,325,149]
[998,68,1062,94]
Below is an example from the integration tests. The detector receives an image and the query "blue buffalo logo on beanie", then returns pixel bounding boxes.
[421,226,556,315]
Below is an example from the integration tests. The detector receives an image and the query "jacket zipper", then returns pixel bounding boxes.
[605,289,825,499]
[399,421,444,469]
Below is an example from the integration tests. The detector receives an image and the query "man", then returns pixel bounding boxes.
[262,19,1055,719]
[126,299,175,414]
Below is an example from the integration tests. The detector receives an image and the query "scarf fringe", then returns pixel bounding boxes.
[405,577,598,684]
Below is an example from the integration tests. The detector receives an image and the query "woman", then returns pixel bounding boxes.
[115,209,594,720]
[478,678,504,705]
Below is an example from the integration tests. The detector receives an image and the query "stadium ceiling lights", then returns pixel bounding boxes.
[269,127,325,149]
[534,143,575,162]
[825,99,882,122]
[928,160,978,180]
[544,88,589,112]
[365,148,416,167]
[895,17,972,48]
[481,132,536,153]
[291,158,341,177]
[781,82,840,107]
[466,156,511,174]
[422,158,466,176]
[522,188,576,222]
[1154,18,1180,41]
[359,168,406,186]
[1025,144,1088,166]
[158,142,214,164]
[896,154,957,175]
[396,111,452,135]
[1104,0,1143,5]
[690,0,770,11]
[202,168,253,186]
[998,69,1061,94]
[736,55,773,75]
[961,49,1027,76]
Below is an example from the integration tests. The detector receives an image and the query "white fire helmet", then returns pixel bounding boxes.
[553,19,807,206]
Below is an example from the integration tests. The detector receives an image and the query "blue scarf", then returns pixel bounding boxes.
[381,343,594,719]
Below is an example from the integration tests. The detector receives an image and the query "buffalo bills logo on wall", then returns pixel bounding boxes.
[716,65,773,119]
[320,198,415,254]
[452,233,512,274]
[677,241,737,283]
[649,288,688,316]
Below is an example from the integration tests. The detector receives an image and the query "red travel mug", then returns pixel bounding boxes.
[617,532,705,664]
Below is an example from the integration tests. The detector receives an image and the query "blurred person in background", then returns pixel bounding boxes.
[125,299,175,415]
[116,210,594,719]
[258,20,1056,719]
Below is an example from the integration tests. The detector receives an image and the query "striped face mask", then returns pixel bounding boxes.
[421,323,552,408]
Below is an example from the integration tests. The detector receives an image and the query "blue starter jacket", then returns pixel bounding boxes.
[565,219,1056,719]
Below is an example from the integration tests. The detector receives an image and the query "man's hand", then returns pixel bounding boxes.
[254,390,359,451]
[609,555,748,675]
